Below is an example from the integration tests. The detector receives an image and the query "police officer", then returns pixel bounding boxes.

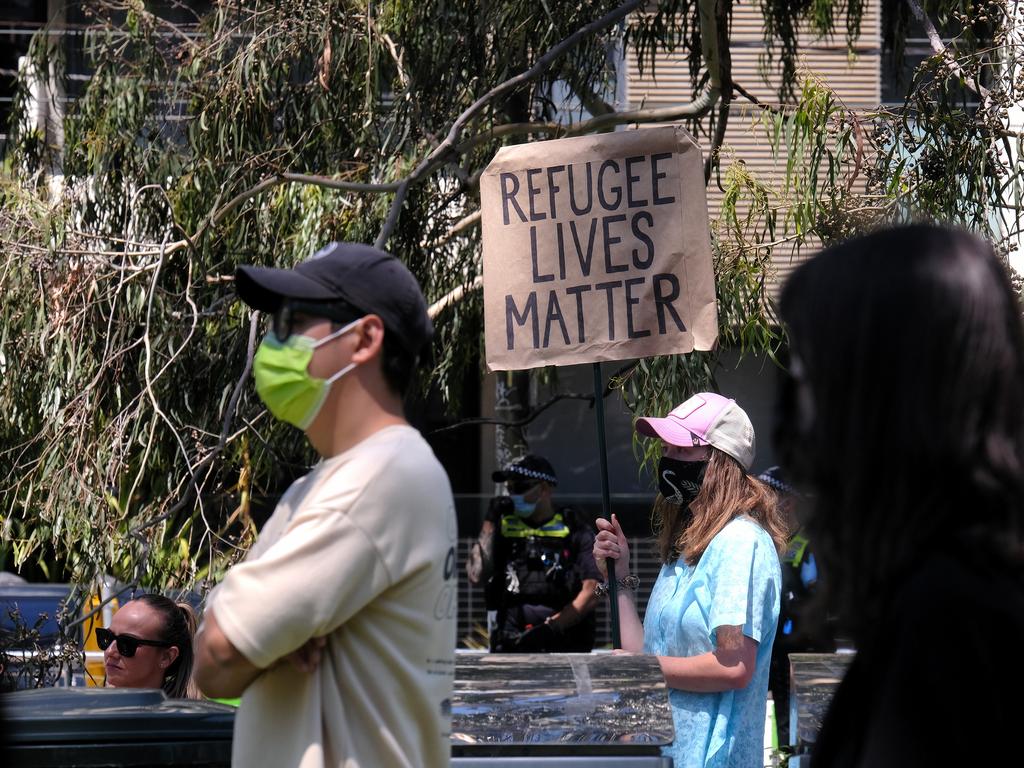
[758,466,836,745]
[466,455,601,652]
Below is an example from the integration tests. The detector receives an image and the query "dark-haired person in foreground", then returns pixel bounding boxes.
[194,243,457,768]
[775,224,1024,766]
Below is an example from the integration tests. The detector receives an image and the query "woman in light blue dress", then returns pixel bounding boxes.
[594,392,789,768]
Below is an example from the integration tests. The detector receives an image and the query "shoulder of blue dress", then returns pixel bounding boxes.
[716,515,771,545]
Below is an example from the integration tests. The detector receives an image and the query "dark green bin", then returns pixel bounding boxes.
[2,687,235,767]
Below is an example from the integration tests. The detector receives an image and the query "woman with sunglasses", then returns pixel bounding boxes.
[97,594,200,699]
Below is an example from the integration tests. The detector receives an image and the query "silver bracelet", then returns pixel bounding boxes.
[594,574,639,598]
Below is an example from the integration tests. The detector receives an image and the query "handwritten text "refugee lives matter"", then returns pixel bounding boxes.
[499,153,687,352]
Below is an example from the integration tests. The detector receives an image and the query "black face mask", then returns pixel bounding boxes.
[658,457,707,506]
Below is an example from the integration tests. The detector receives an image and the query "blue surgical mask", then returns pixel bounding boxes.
[510,495,537,518]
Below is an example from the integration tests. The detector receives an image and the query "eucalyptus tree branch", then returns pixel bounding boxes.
[201,173,402,238]
[65,584,140,629]
[427,210,482,249]
[451,95,722,156]
[375,0,647,248]
[580,92,721,130]
[904,0,991,99]
[422,90,723,250]
[732,82,788,116]
[847,114,866,193]
[374,179,411,249]
[109,0,721,260]
[706,96,732,185]
[427,275,483,319]
[148,0,718,256]
[704,0,732,183]
[152,259,200,387]
[379,32,409,88]
[698,0,725,93]
[414,95,722,252]
[117,172,404,259]
[430,360,637,434]
[429,392,598,434]
[129,311,260,536]
[280,172,402,194]
[135,233,203,528]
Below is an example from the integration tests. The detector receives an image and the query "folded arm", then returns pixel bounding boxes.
[657,625,758,692]
[194,607,262,698]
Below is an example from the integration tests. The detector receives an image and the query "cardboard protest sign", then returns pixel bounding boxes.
[480,125,718,372]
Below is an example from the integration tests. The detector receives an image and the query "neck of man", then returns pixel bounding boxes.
[305,371,407,458]
[525,497,556,528]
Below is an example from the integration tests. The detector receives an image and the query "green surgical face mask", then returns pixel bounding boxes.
[253,318,362,430]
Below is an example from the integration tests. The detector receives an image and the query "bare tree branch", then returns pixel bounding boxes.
[426,209,482,249]
[904,0,991,99]
[375,0,648,247]
[698,0,725,93]
[706,95,731,184]
[374,179,411,249]
[847,113,865,193]
[430,392,597,434]
[704,0,732,183]
[732,82,785,115]
[280,172,401,194]
[452,95,722,156]
[427,275,483,319]
[566,78,616,117]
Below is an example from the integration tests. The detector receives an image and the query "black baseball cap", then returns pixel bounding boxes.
[491,454,558,486]
[235,242,433,355]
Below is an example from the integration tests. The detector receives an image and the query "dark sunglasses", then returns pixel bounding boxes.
[96,627,172,658]
[271,300,359,342]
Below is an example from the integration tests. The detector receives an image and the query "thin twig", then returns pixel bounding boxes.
[430,393,597,434]
[130,311,260,535]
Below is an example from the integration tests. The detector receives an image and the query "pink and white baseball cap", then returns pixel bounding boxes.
[635,392,756,471]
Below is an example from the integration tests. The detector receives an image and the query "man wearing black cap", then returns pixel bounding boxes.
[194,243,457,768]
[466,454,601,652]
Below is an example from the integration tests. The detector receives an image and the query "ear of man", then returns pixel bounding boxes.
[349,314,386,366]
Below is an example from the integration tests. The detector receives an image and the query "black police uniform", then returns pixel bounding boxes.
[484,498,602,653]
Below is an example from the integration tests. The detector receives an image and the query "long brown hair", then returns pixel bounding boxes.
[136,594,201,699]
[653,448,789,565]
